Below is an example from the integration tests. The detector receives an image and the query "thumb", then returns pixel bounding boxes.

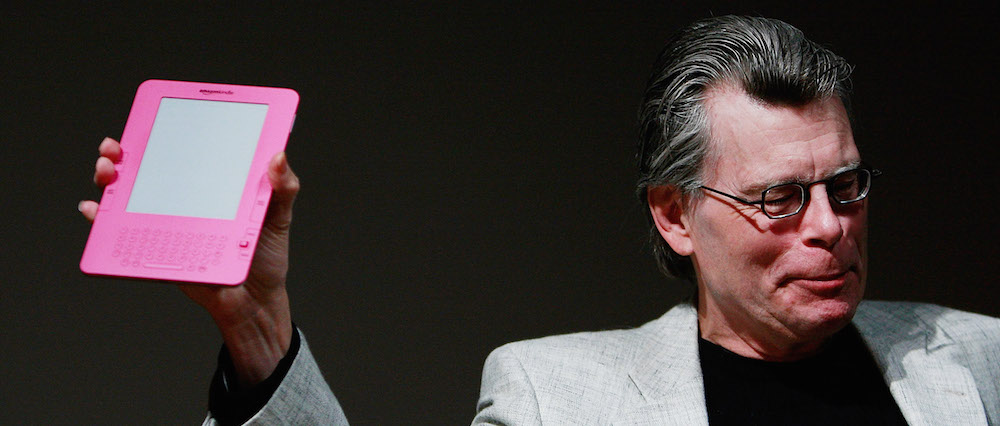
[264,152,300,233]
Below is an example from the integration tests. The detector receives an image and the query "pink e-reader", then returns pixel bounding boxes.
[80,79,299,285]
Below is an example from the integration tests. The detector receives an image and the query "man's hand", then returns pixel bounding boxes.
[80,137,298,389]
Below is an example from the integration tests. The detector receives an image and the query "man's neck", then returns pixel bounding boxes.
[696,297,833,362]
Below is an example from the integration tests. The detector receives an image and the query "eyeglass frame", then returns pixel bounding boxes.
[698,166,882,219]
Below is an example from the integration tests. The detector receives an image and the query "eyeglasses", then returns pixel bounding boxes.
[699,167,881,219]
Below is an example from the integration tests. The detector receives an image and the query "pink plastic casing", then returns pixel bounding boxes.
[80,79,299,285]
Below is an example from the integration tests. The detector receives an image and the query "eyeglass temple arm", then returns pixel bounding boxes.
[698,186,762,206]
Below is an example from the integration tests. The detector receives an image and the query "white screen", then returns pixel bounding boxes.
[125,98,268,220]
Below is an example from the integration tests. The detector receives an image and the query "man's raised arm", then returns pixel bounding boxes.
[80,137,346,424]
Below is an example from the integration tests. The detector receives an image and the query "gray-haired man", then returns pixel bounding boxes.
[81,15,999,426]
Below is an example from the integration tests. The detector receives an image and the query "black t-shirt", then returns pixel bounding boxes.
[699,326,909,425]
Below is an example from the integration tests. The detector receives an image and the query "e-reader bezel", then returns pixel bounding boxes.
[80,79,299,285]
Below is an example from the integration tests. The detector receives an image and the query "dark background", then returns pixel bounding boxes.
[3,2,997,424]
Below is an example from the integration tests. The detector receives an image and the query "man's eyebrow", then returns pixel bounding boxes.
[741,181,776,196]
[741,161,863,196]
[827,161,862,179]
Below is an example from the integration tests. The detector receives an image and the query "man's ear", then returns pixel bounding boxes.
[647,185,694,256]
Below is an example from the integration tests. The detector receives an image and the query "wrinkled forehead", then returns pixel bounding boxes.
[701,86,859,191]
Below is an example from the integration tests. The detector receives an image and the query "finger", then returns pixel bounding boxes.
[78,200,99,223]
[94,156,117,186]
[98,137,123,163]
[264,152,300,231]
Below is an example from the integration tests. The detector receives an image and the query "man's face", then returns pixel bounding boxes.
[685,86,867,358]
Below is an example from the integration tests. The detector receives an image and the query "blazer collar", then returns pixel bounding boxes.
[619,301,988,426]
[620,303,709,425]
[854,302,987,425]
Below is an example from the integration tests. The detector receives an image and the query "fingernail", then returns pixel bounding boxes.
[277,152,288,173]
[78,201,85,212]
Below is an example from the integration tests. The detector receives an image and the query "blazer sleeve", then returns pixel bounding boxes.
[473,344,543,426]
[203,330,349,426]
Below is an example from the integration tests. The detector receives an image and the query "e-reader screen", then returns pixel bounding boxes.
[125,98,269,220]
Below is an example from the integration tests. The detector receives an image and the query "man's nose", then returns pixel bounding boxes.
[799,184,843,248]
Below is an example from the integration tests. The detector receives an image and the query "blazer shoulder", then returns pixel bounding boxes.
[856,300,1000,374]
[478,316,676,424]
[495,325,651,369]
[858,300,1000,342]
[490,303,696,374]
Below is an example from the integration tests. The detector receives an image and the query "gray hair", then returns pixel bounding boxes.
[636,15,854,283]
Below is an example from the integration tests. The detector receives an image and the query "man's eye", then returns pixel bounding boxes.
[763,187,798,205]
[832,176,860,198]
[834,177,857,189]
[764,196,793,205]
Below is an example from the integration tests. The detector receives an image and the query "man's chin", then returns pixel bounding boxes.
[792,298,860,338]
[781,272,865,333]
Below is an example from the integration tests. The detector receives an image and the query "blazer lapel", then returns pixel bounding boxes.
[617,301,989,425]
[617,304,709,426]
[854,302,988,426]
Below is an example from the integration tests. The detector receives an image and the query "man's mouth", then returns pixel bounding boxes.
[783,267,856,296]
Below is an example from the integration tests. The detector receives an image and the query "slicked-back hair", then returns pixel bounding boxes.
[636,15,854,283]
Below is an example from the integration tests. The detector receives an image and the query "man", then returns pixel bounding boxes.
[80,15,998,425]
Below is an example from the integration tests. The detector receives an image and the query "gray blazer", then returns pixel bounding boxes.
[475,302,1000,425]
[207,301,1000,425]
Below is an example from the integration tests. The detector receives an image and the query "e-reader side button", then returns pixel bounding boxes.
[249,174,271,223]
[238,228,259,261]
[99,152,127,211]
[98,187,116,210]
[249,199,268,222]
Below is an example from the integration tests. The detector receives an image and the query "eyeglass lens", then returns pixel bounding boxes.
[761,169,870,218]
